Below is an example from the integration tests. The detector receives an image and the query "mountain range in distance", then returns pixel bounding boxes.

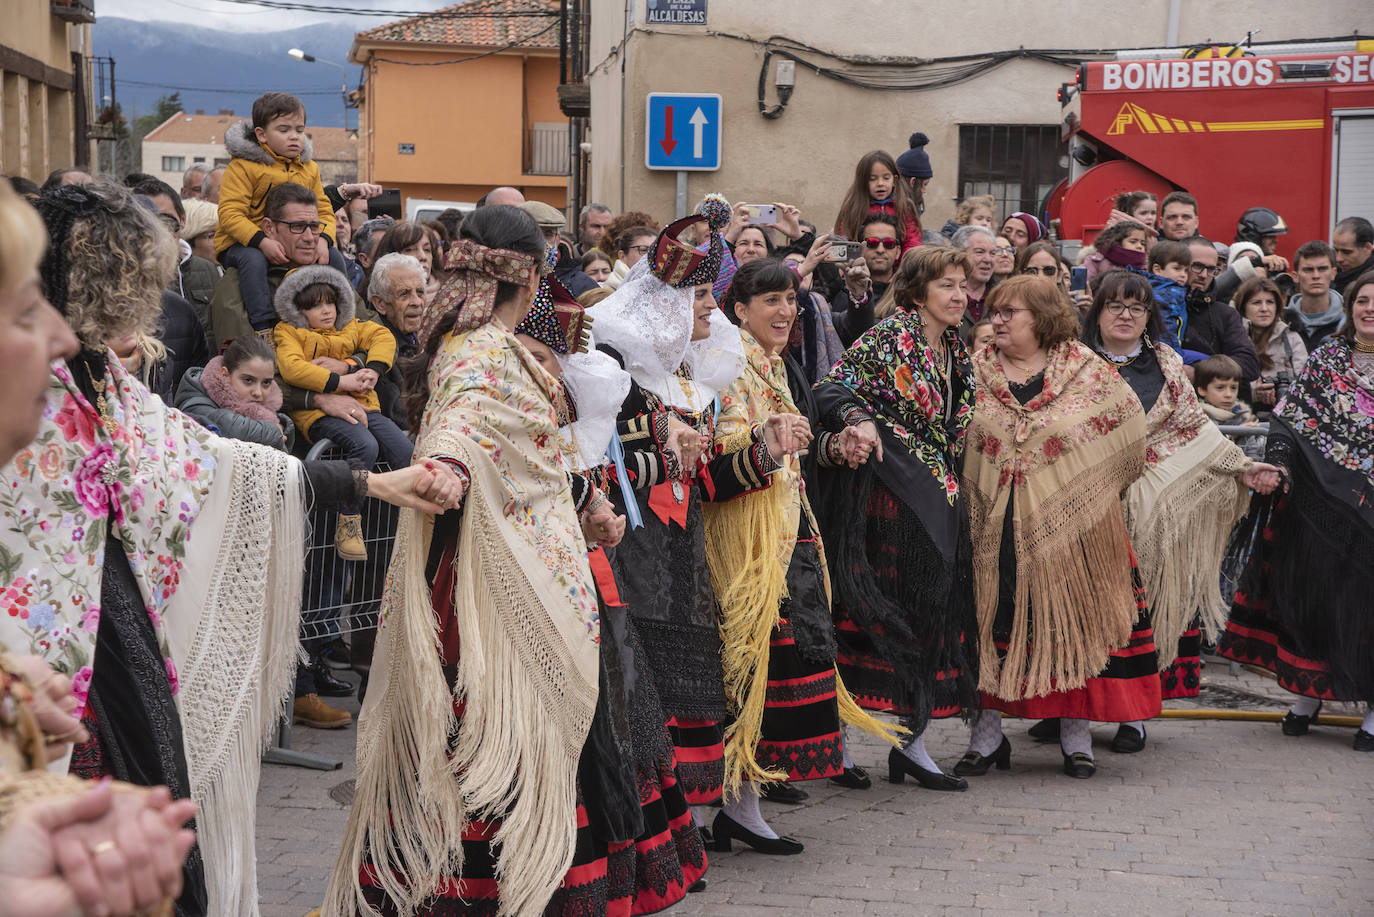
[92,17,367,128]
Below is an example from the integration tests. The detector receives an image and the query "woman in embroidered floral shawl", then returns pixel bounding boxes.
[325,206,627,917]
[700,259,899,855]
[1038,271,1278,757]
[1219,270,1374,753]
[812,246,981,792]
[1,181,463,917]
[959,275,1152,781]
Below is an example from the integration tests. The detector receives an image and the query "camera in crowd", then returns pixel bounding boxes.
[826,237,863,263]
[1270,371,1293,403]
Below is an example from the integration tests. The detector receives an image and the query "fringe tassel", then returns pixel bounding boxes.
[323,510,462,917]
[1128,439,1250,659]
[834,669,907,746]
[703,485,792,800]
[185,445,306,917]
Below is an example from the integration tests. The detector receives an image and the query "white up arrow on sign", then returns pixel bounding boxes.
[689,107,708,159]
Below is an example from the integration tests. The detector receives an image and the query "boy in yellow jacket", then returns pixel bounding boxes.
[217,91,351,335]
[273,266,413,560]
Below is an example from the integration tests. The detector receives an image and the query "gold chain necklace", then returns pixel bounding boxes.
[1355,337,1374,354]
[86,365,119,436]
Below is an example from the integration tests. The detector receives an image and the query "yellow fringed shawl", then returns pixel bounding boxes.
[703,331,901,800]
[962,341,1147,701]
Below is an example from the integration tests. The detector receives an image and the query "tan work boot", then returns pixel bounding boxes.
[293,693,351,729]
[335,512,367,561]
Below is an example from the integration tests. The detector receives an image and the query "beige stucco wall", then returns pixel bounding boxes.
[1,2,92,180]
[587,0,1366,230]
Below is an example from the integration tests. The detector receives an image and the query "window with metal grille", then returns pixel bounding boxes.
[162,155,186,172]
[957,125,1066,225]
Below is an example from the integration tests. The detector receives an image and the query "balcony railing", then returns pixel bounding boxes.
[52,0,96,23]
[527,121,569,176]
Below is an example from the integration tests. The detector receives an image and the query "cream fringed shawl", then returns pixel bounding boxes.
[703,332,901,800]
[0,358,305,917]
[1123,344,1251,661]
[325,323,600,917]
[962,341,1147,701]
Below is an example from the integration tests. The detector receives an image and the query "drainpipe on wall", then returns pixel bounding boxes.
[1166,0,1181,47]
[620,0,631,211]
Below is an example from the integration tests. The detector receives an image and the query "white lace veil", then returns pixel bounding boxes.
[557,341,631,471]
[586,258,694,405]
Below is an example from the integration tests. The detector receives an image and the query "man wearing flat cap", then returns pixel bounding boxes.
[520,200,600,296]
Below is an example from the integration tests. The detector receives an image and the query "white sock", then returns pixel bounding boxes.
[721,785,777,839]
[969,708,1004,756]
[1060,718,1092,758]
[1119,720,1144,737]
[1289,695,1321,717]
[901,732,941,772]
[1362,707,1374,734]
[690,805,713,831]
[840,727,854,768]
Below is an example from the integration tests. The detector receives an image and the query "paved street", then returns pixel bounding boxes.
[257,658,1372,917]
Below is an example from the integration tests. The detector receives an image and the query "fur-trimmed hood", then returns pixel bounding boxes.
[225,118,315,166]
[273,265,355,329]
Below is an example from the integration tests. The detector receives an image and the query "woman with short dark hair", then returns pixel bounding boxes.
[959,275,1153,780]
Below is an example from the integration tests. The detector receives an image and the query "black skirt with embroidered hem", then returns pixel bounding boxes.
[1160,627,1202,700]
[829,478,976,728]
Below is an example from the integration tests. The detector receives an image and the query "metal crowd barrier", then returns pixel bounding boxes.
[263,438,402,770]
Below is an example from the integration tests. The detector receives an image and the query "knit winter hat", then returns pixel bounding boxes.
[1005,211,1045,244]
[896,133,933,180]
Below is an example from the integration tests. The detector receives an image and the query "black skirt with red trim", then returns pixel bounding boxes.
[1160,626,1202,700]
[833,481,974,725]
[667,717,724,806]
[753,615,844,781]
[986,566,1162,722]
[1220,590,1342,700]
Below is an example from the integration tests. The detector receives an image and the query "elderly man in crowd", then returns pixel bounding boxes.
[181,163,209,200]
[953,224,997,328]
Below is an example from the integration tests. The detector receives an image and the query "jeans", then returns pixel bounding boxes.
[311,409,414,475]
[221,243,349,331]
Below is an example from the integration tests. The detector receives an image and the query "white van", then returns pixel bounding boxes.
[406,199,476,224]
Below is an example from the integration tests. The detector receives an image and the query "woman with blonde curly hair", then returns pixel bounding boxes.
[1,180,464,915]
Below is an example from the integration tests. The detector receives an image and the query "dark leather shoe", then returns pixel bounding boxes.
[1110,724,1147,754]
[761,782,809,804]
[320,637,352,669]
[687,878,707,893]
[829,765,871,789]
[711,812,803,855]
[1354,729,1374,752]
[887,748,967,790]
[310,658,355,698]
[953,736,1011,777]
[1027,718,1060,742]
[1062,752,1096,778]
[1281,701,1322,736]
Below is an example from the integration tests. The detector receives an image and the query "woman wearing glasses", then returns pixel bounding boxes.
[1019,272,1278,755]
[991,236,1016,285]
[959,275,1153,780]
[813,246,982,792]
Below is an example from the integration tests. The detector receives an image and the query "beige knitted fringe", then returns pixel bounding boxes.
[1127,438,1250,664]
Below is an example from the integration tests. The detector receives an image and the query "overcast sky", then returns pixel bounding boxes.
[100,0,452,30]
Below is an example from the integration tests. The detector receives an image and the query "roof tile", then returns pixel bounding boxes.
[143,112,356,161]
[354,0,559,51]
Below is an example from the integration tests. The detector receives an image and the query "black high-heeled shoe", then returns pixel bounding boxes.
[1062,751,1096,778]
[887,748,967,791]
[1281,701,1322,736]
[761,782,809,804]
[953,736,1011,777]
[1026,718,1060,742]
[710,811,804,855]
[829,765,872,789]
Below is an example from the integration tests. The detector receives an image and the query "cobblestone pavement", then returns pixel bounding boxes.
[257,657,1373,917]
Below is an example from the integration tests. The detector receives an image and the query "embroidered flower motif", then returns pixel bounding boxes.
[71,665,93,707]
[164,657,180,695]
[73,443,118,519]
[981,435,1002,457]
[1043,435,1063,459]
[55,395,99,448]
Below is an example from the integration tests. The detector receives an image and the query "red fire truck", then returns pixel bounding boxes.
[1050,44,1374,259]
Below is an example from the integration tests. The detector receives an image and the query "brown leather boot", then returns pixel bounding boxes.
[292,693,351,729]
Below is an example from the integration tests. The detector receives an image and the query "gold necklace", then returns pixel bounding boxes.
[86,365,119,436]
[1355,337,1374,354]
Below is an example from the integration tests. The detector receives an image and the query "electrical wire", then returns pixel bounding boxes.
[199,0,556,17]
[121,79,342,95]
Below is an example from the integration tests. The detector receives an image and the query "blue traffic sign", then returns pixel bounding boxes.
[645,93,722,171]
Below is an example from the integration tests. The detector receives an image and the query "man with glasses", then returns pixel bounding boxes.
[210,182,351,345]
[952,224,997,328]
[830,215,900,345]
[1179,235,1259,381]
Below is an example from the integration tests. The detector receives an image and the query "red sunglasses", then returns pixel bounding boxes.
[864,237,899,250]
